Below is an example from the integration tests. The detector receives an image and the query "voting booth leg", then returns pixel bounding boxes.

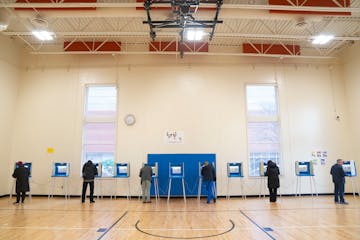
[349,177,359,198]
[153,178,159,201]
[197,177,202,201]
[9,180,16,203]
[259,177,266,198]
[167,178,172,202]
[226,178,230,200]
[310,176,318,197]
[182,178,186,203]
[295,176,301,197]
[64,178,70,200]
[127,178,131,200]
[241,178,246,199]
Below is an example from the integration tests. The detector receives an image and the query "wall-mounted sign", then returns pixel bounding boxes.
[165,130,184,144]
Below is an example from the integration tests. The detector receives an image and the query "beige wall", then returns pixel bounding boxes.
[7,52,353,197]
[342,42,360,187]
[0,36,21,195]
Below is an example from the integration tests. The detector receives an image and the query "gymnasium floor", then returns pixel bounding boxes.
[0,195,359,240]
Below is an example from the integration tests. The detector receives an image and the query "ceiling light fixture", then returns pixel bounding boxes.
[32,30,55,41]
[312,35,334,44]
[186,30,204,41]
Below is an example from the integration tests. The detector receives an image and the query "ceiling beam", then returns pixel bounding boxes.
[28,50,336,59]
[0,2,360,13]
[4,31,360,41]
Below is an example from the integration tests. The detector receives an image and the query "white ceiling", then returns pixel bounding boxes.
[0,0,359,58]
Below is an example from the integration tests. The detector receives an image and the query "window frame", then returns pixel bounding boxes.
[245,83,282,177]
[81,84,118,177]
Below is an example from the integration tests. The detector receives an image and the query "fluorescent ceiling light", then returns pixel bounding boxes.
[32,30,55,41]
[312,35,334,45]
[0,24,8,31]
[186,30,204,41]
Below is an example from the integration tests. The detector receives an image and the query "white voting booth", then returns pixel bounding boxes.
[9,162,32,203]
[48,162,70,199]
[295,161,318,197]
[343,160,359,197]
[167,162,186,203]
[113,163,131,199]
[226,162,245,199]
[259,161,268,197]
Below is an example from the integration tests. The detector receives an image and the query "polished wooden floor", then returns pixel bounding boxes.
[0,195,359,240]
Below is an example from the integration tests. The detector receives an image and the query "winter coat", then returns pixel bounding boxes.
[330,164,345,184]
[265,162,280,188]
[12,166,30,192]
[82,161,98,181]
[201,164,216,182]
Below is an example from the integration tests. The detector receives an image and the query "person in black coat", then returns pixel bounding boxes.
[201,161,216,204]
[330,159,348,204]
[265,160,280,202]
[12,161,30,204]
[81,160,98,203]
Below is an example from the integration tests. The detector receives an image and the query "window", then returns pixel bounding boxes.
[246,85,281,176]
[82,86,117,177]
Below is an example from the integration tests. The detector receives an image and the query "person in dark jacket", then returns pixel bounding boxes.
[330,159,348,204]
[264,160,280,202]
[12,161,30,204]
[201,161,216,204]
[139,164,153,203]
[81,160,98,203]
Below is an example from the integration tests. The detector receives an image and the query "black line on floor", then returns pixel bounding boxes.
[97,211,128,240]
[135,219,235,239]
[240,210,276,240]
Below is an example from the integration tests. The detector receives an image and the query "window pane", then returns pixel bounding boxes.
[246,85,278,116]
[86,86,117,117]
[83,123,115,145]
[248,122,280,176]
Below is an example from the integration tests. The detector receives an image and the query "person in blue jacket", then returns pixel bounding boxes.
[201,161,216,204]
[330,159,348,205]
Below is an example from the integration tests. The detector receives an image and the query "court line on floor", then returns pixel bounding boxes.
[97,211,128,240]
[135,219,235,239]
[240,210,276,240]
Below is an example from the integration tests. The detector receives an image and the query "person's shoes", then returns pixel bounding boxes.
[334,201,339,204]
[90,200,95,203]
[13,202,19,205]
[146,201,151,203]
[206,201,210,204]
[81,201,85,203]
[339,201,349,205]
[213,199,216,203]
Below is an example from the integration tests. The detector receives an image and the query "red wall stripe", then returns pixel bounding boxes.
[269,0,351,15]
[243,43,300,55]
[64,41,121,52]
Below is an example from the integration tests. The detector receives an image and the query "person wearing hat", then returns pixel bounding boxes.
[12,161,30,204]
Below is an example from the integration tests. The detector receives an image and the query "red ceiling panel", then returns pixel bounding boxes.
[64,41,121,52]
[243,43,300,55]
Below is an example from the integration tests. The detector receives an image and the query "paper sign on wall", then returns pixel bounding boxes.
[165,131,184,144]
[311,150,327,165]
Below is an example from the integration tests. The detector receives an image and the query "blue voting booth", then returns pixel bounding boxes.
[342,160,359,197]
[147,154,216,197]
[113,163,130,199]
[295,161,317,196]
[226,162,244,199]
[49,163,70,199]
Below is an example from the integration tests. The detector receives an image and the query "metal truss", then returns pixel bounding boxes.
[142,0,223,57]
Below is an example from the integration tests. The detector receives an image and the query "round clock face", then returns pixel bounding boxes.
[124,114,136,126]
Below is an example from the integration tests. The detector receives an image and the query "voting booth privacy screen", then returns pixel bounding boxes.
[227,162,243,177]
[114,163,130,177]
[295,161,314,176]
[148,154,216,196]
[259,161,268,176]
[343,160,357,177]
[52,163,70,177]
[14,162,32,177]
